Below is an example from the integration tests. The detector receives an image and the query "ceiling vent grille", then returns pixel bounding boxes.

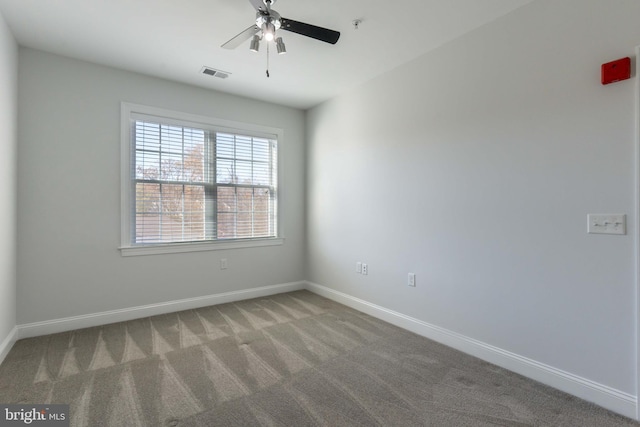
[201,66,231,79]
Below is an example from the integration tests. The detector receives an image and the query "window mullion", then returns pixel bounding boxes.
[159,182,163,241]
[251,139,255,237]
[181,184,185,241]
[181,128,185,241]
[205,131,216,240]
[158,123,163,242]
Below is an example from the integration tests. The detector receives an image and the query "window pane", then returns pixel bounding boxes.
[237,187,253,213]
[184,141,205,183]
[235,136,252,160]
[253,188,270,236]
[131,116,277,245]
[216,133,235,158]
[161,184,183,216]
[136,214,161,243]
[252,162,270,186]
[136,183,160,214]
[235,161,252,185]
[135,120,206,184]
[217,186,236,213]
[135,122,160,152]
[184,186,205,240]
[217,213,236,239]
[160,153,183,181]
[236,188,253,238]
[215,134,274,185]
[253,139,270,162]
[136,150,159,180]
[162,216,184,242]
[135,182,206,243]
[216,158,235,184]
[161,125,183,153]
[135,185,160,242]
[212,187,274,239]
[237,212,252,238]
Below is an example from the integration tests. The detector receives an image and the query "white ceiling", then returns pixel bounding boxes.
[0,0,534,109]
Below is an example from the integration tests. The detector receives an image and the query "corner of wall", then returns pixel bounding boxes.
[302,108,311,280]
[0,8,18,364]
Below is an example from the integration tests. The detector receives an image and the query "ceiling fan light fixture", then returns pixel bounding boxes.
[263,21,275,41]
[249,35,260,52]
[276,37,286,54]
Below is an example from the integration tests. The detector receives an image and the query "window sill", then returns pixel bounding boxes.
[119,237,284,257]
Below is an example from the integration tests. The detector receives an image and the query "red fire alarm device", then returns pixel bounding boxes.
[601,57,631,85]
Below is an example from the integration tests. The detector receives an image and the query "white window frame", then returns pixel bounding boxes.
[120,102,284,256]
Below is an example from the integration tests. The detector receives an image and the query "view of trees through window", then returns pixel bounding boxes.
[133,120,277,244]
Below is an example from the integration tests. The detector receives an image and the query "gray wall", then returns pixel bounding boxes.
[17,48,306,324]
[306,0,640,395]
[0,11,17,347]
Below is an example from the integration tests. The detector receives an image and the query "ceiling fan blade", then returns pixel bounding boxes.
[280,18,340,44]
[247,0,269,12]
[221,25,260,49]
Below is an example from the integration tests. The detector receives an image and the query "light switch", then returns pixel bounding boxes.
[587,214,626,235]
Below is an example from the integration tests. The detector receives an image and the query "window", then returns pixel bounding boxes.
[121,104,282,256]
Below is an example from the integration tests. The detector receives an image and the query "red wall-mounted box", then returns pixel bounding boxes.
[601,57,631,85]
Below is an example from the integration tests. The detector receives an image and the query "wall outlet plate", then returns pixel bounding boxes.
[408,273,416,287]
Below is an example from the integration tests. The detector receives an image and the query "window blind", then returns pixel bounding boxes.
[132,119,277,245]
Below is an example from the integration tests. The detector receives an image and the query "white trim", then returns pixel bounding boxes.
[120,237,284,256]
[305,281,638,420]
[9,278,637,419]
[120,102,284,255]
[0,326,18,366]
[17,281,305,339]
[123,103,284,139]
[635,47,640,421]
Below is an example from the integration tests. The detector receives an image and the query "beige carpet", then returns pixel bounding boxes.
[0,290,636,426]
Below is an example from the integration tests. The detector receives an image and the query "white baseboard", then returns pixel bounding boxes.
[10,280,637,420]
[305,281,638,420]
[0,326,18,366]
[17,281,306,339]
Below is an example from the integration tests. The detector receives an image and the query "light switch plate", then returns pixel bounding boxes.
[587,214,626,235]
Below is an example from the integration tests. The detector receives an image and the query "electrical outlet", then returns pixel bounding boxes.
[362,264,368,275]
[408,273,416,287]
[356,262,362,273]
[220,258,228,270]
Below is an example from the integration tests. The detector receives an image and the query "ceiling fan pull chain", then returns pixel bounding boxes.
[266,42,270,78]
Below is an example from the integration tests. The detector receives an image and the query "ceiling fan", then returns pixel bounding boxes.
[221,0,341,54]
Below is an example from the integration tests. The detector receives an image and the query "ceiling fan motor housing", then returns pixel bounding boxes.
[256,10,282,31]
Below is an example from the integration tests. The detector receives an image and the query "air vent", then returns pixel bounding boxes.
[201,66,231,79]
